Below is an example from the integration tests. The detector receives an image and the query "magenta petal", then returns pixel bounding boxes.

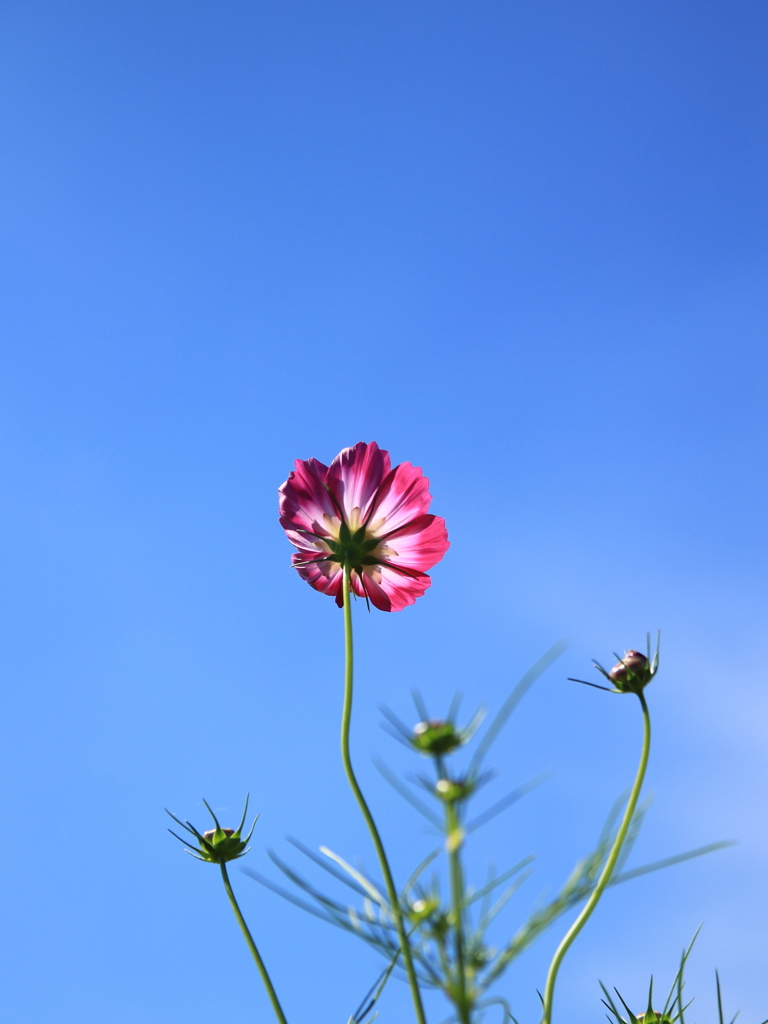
[278,457,335,539]
[370,461,433,533]
[279,442,448,610]
[327,442,391,522]
[282,527,332,556]
[348,570,369,605]
[330,569,370,607]
[358,572,392,611]
[366,564,432,612]
[291,550,343,600]
[382,514,450,572]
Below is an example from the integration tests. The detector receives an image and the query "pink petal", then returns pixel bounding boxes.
[357,572,393,611]
[279,457,335,540]
[327,442,391,522]
[362,563,433,612]
[344,570,370,607]
[380,514,450,572]
[291,550,344,601]
[370,462,434,534]
[280,444,448,612]
[281,526,332,555]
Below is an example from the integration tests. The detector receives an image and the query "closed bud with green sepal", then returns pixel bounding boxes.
[572,633,660,696]
[412,719,463,755]
[435,776,475,803]
[166,795,257,865]
[408,896,439,924]
[606,648,654,694]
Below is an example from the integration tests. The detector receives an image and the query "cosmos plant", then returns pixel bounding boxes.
[167,442,757,1024]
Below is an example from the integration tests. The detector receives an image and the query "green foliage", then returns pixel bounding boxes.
[245,646,727,1023]
[601,931,768,1024]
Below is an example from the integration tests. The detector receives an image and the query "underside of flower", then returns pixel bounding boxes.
[278,441,449,611]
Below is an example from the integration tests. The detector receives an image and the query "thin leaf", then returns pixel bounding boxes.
[242,867,344,927]
[201,798,222,831]
[461,705,487,744]
[570,677,616,692]
[400,847,441,901]
[598,790,632,846]
[378,704,412,739]
[474,997,521,1023]
[266,849,370,921]
[374,759,443,828]
[466,774,550,833]
[319,846,388,906]
[286,836,370,898]
[167,829,203,855]
[412,689,430,720]
[465,857,536,907]
[646,976,655,1018]
[475,874,532,933]
[471,639,568,773]
[601,982,626,1024]
[614,987,641,1024]
[447,691,463,724]
[663,927,701,1016]
[611,843,733,886]
[350,934,413,1022]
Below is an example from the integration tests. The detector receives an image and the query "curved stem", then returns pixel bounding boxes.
[541,692,651,1024]
[341,568,428,1024]
[220,863,289,1024]
[446,802,471,1024]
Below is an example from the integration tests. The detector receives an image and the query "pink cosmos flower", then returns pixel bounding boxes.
[278,442,449,611]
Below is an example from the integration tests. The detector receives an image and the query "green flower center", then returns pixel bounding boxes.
[325,522,383,570]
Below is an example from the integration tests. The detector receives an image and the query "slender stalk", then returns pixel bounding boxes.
[341,567,428,1024]
[219,863,289,1024]
[541,692,652,1024]
[446,801,471,1024]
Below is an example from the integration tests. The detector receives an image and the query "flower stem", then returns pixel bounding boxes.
[446,802,471,1024]
[341,567,428,1024]
[219,863,289,1024]
[541,692,652,1024]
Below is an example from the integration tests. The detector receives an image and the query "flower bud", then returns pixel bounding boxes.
[468,942,493,969]
[435,776,473,803]
[608,662,629,686]
[623,650,648,673]
[196,825,250,864]
[608,649,653,694]
[425,909,450,939]
[203,828,234,841]
[412,719,462,756]
[409,896,439,923]
[585,634,660,695]
[167,795,257,865]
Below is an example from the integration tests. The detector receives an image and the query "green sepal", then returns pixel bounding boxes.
[166,794,258,865]
[412,720,463,756]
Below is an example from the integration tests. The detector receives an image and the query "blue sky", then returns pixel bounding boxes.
[1,2,766,1022]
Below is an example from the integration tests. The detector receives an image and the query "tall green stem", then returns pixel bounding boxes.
[341,568,428,1024]
[219,863,289,1024]
[446,802,471,1024]
[541,692,652,1024]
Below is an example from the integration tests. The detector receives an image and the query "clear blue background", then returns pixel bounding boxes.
[1,2,766,1021]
